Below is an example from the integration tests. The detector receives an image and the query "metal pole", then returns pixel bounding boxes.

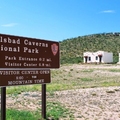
[41,84,46,119]
[1,87,6,120]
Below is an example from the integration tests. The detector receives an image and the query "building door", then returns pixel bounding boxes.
[84,56,88,63]
[98,55,102,63]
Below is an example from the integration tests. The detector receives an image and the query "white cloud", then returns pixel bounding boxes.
[1,23,18,27]
[100,10,115,13]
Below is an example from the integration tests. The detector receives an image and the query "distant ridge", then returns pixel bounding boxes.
[60,32,120,64]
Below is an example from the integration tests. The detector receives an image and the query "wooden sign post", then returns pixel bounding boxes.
[42,84,46,119]
[1,87,6,120]
[0,33,60,120]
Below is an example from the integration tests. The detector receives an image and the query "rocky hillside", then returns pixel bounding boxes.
[60,32,120,64]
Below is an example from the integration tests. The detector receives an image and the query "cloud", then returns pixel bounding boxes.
[100,10,115,13]
[1,23,18,27]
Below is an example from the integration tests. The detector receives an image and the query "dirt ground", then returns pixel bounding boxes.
[52,86,120,120]
[6,86,120,120]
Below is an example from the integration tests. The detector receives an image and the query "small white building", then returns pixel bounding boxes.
[83,51,113,63]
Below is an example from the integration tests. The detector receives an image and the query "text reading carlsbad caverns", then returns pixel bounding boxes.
[0,36,48,53]
[0,36,52,67]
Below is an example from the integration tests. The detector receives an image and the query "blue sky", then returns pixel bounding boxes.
[0,0,120,41]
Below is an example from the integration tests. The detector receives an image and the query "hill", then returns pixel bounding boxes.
[60,32,120,64]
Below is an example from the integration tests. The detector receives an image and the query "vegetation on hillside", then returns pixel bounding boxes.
[60,32,120,64]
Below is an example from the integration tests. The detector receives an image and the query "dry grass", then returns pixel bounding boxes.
[6,63,120,94]
[49,63,120,91]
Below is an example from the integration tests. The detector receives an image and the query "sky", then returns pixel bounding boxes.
[0,0,120,41]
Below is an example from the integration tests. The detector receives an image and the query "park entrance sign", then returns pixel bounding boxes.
[0,33,60,120]
[0,33,59,68]
[0,33,60,87]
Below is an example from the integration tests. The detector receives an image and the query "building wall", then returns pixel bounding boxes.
[83,51,113,63]
[83,52,96,63]
[95,51,104,63]
[102,52,113,63]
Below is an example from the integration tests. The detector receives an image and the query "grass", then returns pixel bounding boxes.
[7,109,40,120]
[6,64,120,94]
[47,102,73,119]
[6,85,42,94]
[108,69,120,72]
[81,78,93,82]
[6,102,73,120]
[81,69,94,72]
[101,81,120,87]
